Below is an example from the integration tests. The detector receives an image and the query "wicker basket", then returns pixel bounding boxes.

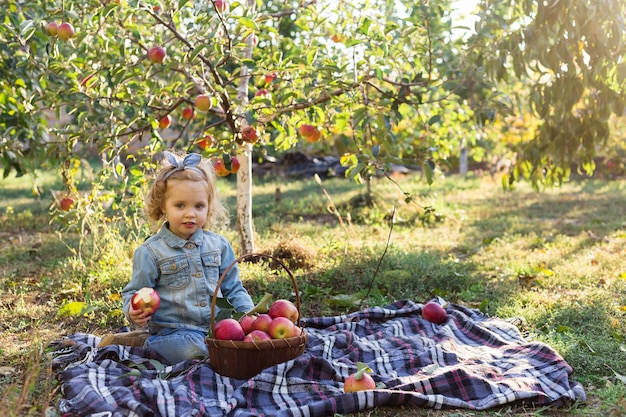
[205,253,308,380]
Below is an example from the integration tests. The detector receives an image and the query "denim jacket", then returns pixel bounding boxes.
[122,223,254,333]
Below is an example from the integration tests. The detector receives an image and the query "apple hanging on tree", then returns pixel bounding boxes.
[57,22,75,41]
[158,115,172,129]
[148,46,166,64]
[59,197,75,211]
[241,126,259,143]
[46,22,59,36]
[298,124,322,143]
[195,94,212,112]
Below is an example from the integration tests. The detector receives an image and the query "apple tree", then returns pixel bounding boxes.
[1,0,471,254]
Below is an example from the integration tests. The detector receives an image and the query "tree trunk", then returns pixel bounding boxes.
[459,139,468,176]
[235,0,256,255]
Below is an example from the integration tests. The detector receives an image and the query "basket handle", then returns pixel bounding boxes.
[210,253,302,334]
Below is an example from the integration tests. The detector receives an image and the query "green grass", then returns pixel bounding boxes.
[1,168,626,416]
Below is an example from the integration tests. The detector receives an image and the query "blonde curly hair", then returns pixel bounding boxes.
[144,150,228,231]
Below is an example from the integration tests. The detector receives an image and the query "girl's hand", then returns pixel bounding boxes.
[129,305,152,327]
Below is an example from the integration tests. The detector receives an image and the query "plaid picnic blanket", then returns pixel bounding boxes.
[50,299,585,416]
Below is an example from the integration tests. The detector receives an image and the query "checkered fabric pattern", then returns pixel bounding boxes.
[50,299,585,416]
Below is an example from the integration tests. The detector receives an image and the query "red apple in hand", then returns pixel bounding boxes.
[250,314,273,333]
[268,299,299,323]
[131,287,161,314]
[268,316,296,339]
[59,197,75,211]
[422,301,447,324]
[214,318,245,341]
[243,329,272,342]
[344,363,376,393]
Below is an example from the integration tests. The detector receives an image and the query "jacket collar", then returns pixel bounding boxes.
[158,222,204,248]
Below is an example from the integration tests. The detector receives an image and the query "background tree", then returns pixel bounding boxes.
[467,0,626,187]
[1,0,624,255]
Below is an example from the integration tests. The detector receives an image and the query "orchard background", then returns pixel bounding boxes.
[1,0,626,415]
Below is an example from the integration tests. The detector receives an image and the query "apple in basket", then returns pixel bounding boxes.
[239,315,256,334]
[243,329,272,342]
[250,313,273,333]
[214,318,245,341]
[422,301,448,324]
[268,299,299,323]
[130,287,161,314]
[268,316,297,339]
[344,362,376,393]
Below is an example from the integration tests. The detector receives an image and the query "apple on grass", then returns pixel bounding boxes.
[268,299,299,323]
[422,301,447,324]
[243,329,271,342]
[250,314,273,333]
[148,46,166,64]
[344,362,376,393]
[130,287,161,314]
[214,318,245,341]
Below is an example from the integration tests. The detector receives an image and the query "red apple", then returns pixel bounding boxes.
[213,158,230,177]
[255,89,269,98]
[214,318,245,341]
[59,197,75,211]
[241,126,259,143]
[182,107,195,120]
[422,301,447,324]
[46,22,58,36]
[195,94,212,112]
[268,299,299,323]
[229,156,240,174]
[198,135,213,150]
[57,22,75,41]
[344,368,376,392]
[250,313,273,333]
[298,124,322,143]
[268,316,296,339]
[239,315,256,334]
[264,72,278,84]
[158,114,172,129]
[130,287,161,314]
[214,0,228,12]
[243,329,272,342]
[148,46,166,64]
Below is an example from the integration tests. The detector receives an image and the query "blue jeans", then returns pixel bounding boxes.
[145,327,208,364]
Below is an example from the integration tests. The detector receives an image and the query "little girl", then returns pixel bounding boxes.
[104,151,254,364]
